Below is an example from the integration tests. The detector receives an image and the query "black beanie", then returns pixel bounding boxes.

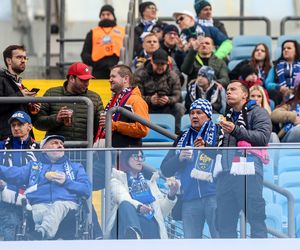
[99,4,116,21]
[139,1,156,17]
[241,64,257,80]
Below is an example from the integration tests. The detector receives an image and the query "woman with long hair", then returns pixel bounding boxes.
[250,85,272,115]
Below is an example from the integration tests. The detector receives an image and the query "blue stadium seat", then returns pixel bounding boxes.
[277,156,300,174]
[230,46,254,61]
[228,59,242,71]
[232,35,272,52]
[144,149,168,170]
[278,172,300,188]
[180,114,190,132]
[296,213,300,237]
[265,203,284,232]
[263,188,274,204]
[275,187,300,219]
[143,114,175,142]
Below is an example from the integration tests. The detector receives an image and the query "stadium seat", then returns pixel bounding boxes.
[143,114,175,142]
[278,172,300,188]
[144,149,168,170]
[228,59,243,71]
[232,35,272,52]
[265,203,284,232]
[277,156,300,174]
[263,188,274,204]
[229,46,254,61]
[275,187,300,219]
[180,114,190,132]
[296,213,300,237]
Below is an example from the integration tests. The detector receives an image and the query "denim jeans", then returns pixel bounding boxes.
[182,196,219,238]
[111,201,160,239]
[216,172,267,238]
[282,125,300,142]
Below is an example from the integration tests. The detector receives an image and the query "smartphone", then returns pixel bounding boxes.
[30,88,40,93]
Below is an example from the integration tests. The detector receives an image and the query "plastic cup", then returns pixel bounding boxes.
[64,109,73,127]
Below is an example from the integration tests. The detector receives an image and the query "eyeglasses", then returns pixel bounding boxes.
[131,154,145,162]
[176,16,185,24]
[14,55,29,62]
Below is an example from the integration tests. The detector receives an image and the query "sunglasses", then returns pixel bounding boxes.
[176,16,185,24]
[132,154,145,162]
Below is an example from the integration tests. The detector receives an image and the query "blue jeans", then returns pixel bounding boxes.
[182,196,219,238]
[111,201,160,239]
[282,126,300,142]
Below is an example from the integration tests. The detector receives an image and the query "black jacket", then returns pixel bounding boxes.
[0,69,28,139]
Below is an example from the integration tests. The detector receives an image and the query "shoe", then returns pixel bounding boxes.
[26,230,44,240]
[125,227,141,239]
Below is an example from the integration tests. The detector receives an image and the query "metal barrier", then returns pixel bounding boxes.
[280,16,300,35]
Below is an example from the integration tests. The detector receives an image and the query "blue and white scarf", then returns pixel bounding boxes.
[276,60,300,88]
[283,102,300,133]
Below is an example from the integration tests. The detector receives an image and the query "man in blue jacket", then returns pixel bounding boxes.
[0,134,91,240]
[161,98,219,238]
[0,111,39,240]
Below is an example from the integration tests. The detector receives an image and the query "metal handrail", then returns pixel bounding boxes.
[280,16,300,35]
[263,180,295,237]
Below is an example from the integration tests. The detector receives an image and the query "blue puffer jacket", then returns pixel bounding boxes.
[0,153,91,205]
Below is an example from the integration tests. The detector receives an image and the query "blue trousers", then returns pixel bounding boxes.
[111,201,160,239]
[182,196,219,238]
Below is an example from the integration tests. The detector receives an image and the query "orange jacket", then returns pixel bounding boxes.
[111,87,149,147]
[91,26,125,62]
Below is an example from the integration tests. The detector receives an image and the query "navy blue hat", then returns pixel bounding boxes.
[190,98,212,118]
[163,24,179,37]
[40,135,65,149]
[99,4,116,21]
[8,111,31,124]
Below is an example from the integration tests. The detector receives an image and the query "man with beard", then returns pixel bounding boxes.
[134,49,184,134]
[0,45,40,140]
[81,5,125,79]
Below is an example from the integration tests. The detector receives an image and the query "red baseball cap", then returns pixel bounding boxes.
[67,62,95,80]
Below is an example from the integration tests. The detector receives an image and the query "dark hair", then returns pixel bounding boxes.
[250,43,272,76]
[119,150,144,172]
[228,80,249,99]
[275,40,300,65]
[3,45,26,67]
[110,64,135,86]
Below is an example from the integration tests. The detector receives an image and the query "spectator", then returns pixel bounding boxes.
[0,111,39,241]
[181,36,229,86]
[215,81,271,238]
[194,0,228,36]
[94,64,149,147]
[250,86,280,143]
[151,23,165,43]
[250,85,271,115]
[0,135,91,240]
[172,10,232,60]
[160,24,186,70]
[81,4,125,79]
[185,66,226,114]
[132,33,160,70]
[271,76,300,142]
[134,1,167,57]
[161,98,219,238]
[33,62,103,142]
[265,40,300,105]
[107,149,178,239]
[134,49,185,134]
[0,45,40,140]
[229,43,272,84]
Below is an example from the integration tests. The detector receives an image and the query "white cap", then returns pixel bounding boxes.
[172,10,195,21]
[40,135,65,148]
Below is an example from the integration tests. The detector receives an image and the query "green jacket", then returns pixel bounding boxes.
[181,49,229,88]
[33,82,103,141]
